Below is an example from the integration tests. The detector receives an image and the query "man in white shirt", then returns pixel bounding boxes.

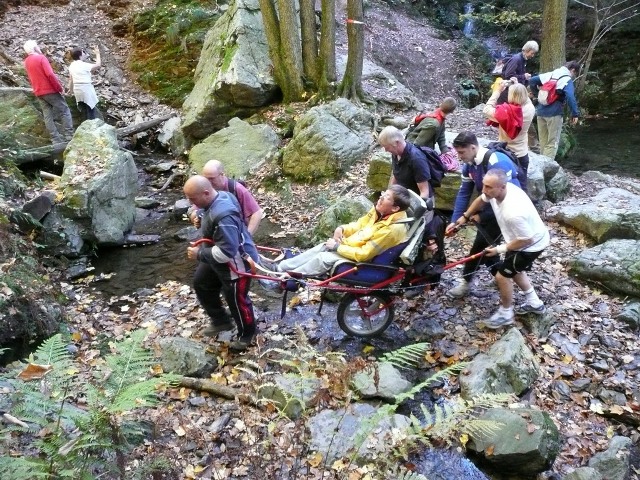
[448,168,550,329]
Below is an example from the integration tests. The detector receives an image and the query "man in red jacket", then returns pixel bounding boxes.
[23,40,74,144]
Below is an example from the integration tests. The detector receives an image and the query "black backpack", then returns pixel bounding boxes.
[227,178,247,197]
[481,142,524,183]
[416,145,446,188]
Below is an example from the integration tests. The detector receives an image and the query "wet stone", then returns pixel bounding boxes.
[598,334,622,349]
[188,396,207,406]
[412,316,446,339]
[589,360,610,372]
[578,333,594,346]
[551,380,572,401]
[571,378,592,391]
[598,388,626,406]
[559,366,574,377]
[617,302,640,329]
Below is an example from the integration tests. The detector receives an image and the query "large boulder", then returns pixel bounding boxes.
[352,362,413,401]
[308,404,411,463]
[366,149,462,210]
[157,337,218,377]
[307,195,373,246]
[0,89,51,149]
[570,239,640,298]
[282,98,374,181]
[549,188,640,243]
[588,435,632,480]
[467,407,561,475]
[181,0,278,140]
[53,119,137,247]
[336,54,420,110]
[188,117,280,178]
[257,374,323,419]
[459,328,540,399]
[366,150,392,192]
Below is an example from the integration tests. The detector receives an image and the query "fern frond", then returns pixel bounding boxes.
[381,343,430,369]
[0,456,50,479]
[462,418,505,439]
[107,378,165,413]
[393,363,467,406]
[103,330,154,400]
[32,334,73,368]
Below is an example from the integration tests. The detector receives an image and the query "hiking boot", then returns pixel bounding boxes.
[404,285,426,299]
[229,336,255,352]
[447,279,470,299]
[481,310,515,330]
[514,303,546,315]
[202,322,235,337]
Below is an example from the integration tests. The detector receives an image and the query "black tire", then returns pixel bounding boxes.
[336,292,395,338]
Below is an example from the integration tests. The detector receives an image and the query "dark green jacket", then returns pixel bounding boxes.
[405,117,449,153]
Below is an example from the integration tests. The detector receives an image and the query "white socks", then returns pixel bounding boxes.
[523,288,543,307]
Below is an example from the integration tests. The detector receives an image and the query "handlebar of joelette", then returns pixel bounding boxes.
[190,238,214,247]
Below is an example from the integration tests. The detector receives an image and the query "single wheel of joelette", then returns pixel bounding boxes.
[336,292,395,338]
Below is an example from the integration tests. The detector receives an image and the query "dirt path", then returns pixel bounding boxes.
[0,0,174,126]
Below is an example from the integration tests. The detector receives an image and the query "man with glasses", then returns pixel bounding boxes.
[271,185,411,277]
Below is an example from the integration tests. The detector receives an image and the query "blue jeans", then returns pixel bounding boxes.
[38,93,74,143]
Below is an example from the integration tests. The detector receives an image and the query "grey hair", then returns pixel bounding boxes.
[522,40,539,53]
[485,168,508,185]
[24,40,41,55]
[378,126,404,145]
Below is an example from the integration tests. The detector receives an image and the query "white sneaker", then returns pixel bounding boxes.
[447,279,470,298]
[482,310,515,329]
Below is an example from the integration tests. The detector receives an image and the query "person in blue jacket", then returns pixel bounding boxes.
[529,61,581,159]
[184,175,257,351]
[444,131,521,298]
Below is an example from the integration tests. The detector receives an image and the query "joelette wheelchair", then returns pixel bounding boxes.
[203,191,483,338]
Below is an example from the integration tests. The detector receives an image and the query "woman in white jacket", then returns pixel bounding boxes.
[68,46,102,120]
[484,82,535,193]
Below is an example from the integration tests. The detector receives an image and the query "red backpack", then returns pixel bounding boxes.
[538,74,569,106]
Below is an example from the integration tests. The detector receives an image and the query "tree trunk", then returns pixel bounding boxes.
[317,0,336,97]
[258,0,287,90]
[337,0,365,101]
[576,15,601,93]
[540,0,568,71]
[299,0,319,87]
[276,0,305,101]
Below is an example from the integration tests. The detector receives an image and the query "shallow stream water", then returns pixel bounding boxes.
[565,116,640,178]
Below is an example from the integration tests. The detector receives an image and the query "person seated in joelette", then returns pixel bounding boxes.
[274,185,412,277]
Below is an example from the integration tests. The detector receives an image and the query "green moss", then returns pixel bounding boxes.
[127,0,221,107]
[220,42,239,73]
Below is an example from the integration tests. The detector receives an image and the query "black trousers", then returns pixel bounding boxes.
[461,211,503,280]
[193,261,255,340]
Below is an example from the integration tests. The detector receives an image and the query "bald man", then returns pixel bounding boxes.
[447,168,549,329]
[192,160,264,235]
[184,175,257,351]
